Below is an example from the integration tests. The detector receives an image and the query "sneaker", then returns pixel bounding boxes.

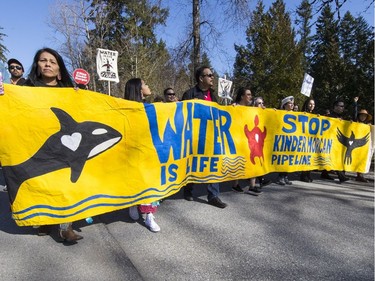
[308,175,314,182]
[276,176,286,186]
[260,179,272,188]
[208,197,227,208]
[284,177,292,185]
[246,186,262,196]
[145,213,160,232]
[339,176,349,183]
[183,189,194,201]
[300,175,309,182]
[37,225,52,236]
[232,184,243,193]
[129,206,139,220]
[321,172,335,180]
[356,175,369,183]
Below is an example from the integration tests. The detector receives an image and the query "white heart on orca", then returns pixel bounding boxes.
[349,141,353,146]
[61,133,82,151]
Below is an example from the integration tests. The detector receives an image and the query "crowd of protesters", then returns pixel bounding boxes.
[1,52,372,244]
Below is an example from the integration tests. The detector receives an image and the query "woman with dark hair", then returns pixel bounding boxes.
[233,87,252,106]
[124,78,145,102]
[302,97,316,114]
[123,78,161,232]
[24,47,74,87]
[300,98,316,182]
[24,48,82,243]
[231,87,253,193]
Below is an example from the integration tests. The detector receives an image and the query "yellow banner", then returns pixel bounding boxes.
[0,84,373,226]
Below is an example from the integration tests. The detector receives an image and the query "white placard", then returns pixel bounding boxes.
[300,73,314,97]
[218,77,233,100]
[96,48,119,83]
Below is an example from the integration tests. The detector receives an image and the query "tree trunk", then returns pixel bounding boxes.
[193,0,200,78]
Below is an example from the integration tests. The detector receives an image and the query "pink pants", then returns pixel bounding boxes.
[138,204,157,214]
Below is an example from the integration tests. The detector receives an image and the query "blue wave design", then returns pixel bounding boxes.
[14,174,233,221]
[221,165,245,173]
[222,156,245,163]
[313,156,332,166]
[222,156,246,176]
[15,191,181,221]
[223,161,246,166]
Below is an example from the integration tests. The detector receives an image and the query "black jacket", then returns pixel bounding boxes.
[24,79,67,87]
[12,77,26,86]
[329,110,344,119]
[181,85,217,103]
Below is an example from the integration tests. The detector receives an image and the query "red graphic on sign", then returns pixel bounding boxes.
[73,68,90,85]
[244,115,267,165]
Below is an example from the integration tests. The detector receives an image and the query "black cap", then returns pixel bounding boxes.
[7,58,24,72]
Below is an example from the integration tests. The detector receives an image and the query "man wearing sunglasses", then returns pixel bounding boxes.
[7,58,26,85]
[2,58,26,191]
[181,66,227,209]
[320,100,349,183]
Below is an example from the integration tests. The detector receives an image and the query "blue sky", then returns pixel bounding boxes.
[0,0,373,81]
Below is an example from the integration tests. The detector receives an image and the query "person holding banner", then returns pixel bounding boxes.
[2,58,27,191]
[163,87,179,102]
[230,87,257,194]
[277,96,295,186]
[124,78,161,232]
[23,48,83,243]
[352,96,372,183]
[252,97,272,189]
[181,66,227,208]
[300,98,316,182]
[8,58,26,85]
[320,100,350,183]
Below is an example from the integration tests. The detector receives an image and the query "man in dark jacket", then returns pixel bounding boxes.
[181,66,227,208]
[321,100,349,183]
[7,58,26,85]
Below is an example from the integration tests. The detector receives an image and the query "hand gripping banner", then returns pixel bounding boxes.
[0,84,373,226]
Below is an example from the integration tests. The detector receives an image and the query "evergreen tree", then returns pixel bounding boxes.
[310,4,342,114]
[85,0,169,97]
[233,1,267,91]
[233,0,303,108]
[352,16,374,116]
[295,0,313,73]
[339,13,374,116]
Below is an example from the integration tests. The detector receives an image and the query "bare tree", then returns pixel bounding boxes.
[173,0,252,79]
[48,0,93,89]
[306,0,373,21]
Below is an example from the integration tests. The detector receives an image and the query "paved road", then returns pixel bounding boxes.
[0,171,373,281]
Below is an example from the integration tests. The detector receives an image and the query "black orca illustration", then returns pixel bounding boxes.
[3,107,122,203]
[336,128,369,165]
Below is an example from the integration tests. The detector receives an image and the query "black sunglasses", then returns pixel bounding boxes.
[9,65,22,70]
[166,93,175,96]
[202,74,214,78]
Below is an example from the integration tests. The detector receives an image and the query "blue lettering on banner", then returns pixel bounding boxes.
[282,114,330,136]
[144,102,236,185]
[271,154,311,165]
[273,114,333,167]
[273,135,332,153]
[144,102,236,163]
